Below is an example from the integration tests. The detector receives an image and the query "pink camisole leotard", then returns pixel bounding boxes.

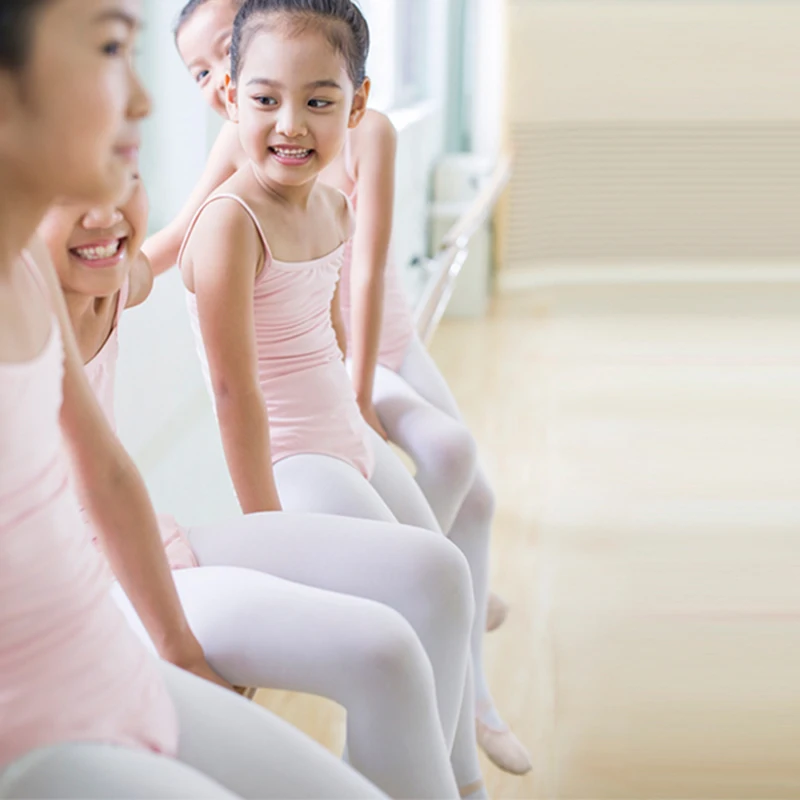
[336,134,415,373]
[81,278,197,571]
[0,254,177,769]
[180,192,374,477]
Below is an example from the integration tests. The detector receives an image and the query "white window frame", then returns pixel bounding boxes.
[358,0,434,112]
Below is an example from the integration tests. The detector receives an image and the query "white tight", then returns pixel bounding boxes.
[273,430,440,532]
[111,512,474,798]
[0,662,383,799]
[268,473,484,789]
[373,334,500,727]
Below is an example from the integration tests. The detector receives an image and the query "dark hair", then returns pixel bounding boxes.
[230,0,369,88]
[174,0,243,42]
[0,0,52,71]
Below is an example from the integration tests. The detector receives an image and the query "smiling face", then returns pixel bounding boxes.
[227,21,368,190]
[38,176,148,299]
[0,0,150,207]
[176,0,239,118]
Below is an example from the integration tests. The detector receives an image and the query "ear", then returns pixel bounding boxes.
[225,73,239,123]
[347,77,370,129]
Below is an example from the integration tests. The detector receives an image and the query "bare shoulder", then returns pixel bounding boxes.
[351,109,397,165]
[189,191,261,253]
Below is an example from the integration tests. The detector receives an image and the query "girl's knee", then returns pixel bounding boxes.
[424,421,478,493]
[356,607,435,691]
[415,536,475,631]
[461,470,496,527]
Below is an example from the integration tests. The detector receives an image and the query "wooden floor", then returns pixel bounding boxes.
[255,279,800,798]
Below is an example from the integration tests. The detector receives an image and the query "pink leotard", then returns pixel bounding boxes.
[0,254,177,768]
[82,279,197,571]
[336,135,415,373]
[180,192,374,478]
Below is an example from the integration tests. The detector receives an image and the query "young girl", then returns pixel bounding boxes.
[0,1,382,797]
[39,174,475,799]
[146,0,529,776]
[175,0,491,794]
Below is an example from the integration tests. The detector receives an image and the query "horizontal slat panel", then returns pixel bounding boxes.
[506,123,800,265]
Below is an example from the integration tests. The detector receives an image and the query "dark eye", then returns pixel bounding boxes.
[102,40,124,57]
[195,69,210,83]
[255,96,278,106]
[308,99,332,109]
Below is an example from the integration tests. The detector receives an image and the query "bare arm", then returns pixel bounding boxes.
[27,235,229,689]
[142,122,243,276]
[188,202,282,514]
[348,115,396,433]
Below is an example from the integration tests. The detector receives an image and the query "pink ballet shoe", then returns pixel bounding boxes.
[459,778,488,799]
[476,717,532,776]
[486,591,509,633]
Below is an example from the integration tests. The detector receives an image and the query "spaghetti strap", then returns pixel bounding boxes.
[177,193,272,272]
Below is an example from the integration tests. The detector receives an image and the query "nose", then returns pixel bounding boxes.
[276,103,307,139]
[82,206,124,229]
[127,58,151,122]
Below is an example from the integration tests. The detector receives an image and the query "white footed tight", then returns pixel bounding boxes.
[373,335,502,729]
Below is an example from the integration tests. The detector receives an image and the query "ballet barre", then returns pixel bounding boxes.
[413,153,512,346]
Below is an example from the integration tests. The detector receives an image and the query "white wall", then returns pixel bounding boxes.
[507,0,800,123]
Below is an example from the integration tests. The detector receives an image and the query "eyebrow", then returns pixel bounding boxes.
[245,78,343,91]
[92,10,140,30]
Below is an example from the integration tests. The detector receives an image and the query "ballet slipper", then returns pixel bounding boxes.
[486,591,509,633]
[475,717,532,776]
[459,777,489,799]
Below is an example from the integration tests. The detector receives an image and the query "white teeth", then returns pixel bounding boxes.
[273,147,311,157]
[73,240,122,261]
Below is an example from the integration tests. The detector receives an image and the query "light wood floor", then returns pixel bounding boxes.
[256,279,800,798]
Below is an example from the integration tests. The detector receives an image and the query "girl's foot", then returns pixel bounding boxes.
[475,717,532,776]
[486,591,509,633]
[459,777,489,799]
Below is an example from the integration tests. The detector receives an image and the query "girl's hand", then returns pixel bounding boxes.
[165,635,235,692]
[360,400,388,441]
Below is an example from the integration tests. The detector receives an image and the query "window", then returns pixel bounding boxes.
[358,0,433,111]
[394,0,430,107]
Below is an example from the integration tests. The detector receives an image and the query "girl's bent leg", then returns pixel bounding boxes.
[111,568,457,799]
[0,744,238,799]
[273,453,396,521]
[372,364,477,533]
[366,427,443,533]
[159,662,386,800]
[187,513,473,751]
